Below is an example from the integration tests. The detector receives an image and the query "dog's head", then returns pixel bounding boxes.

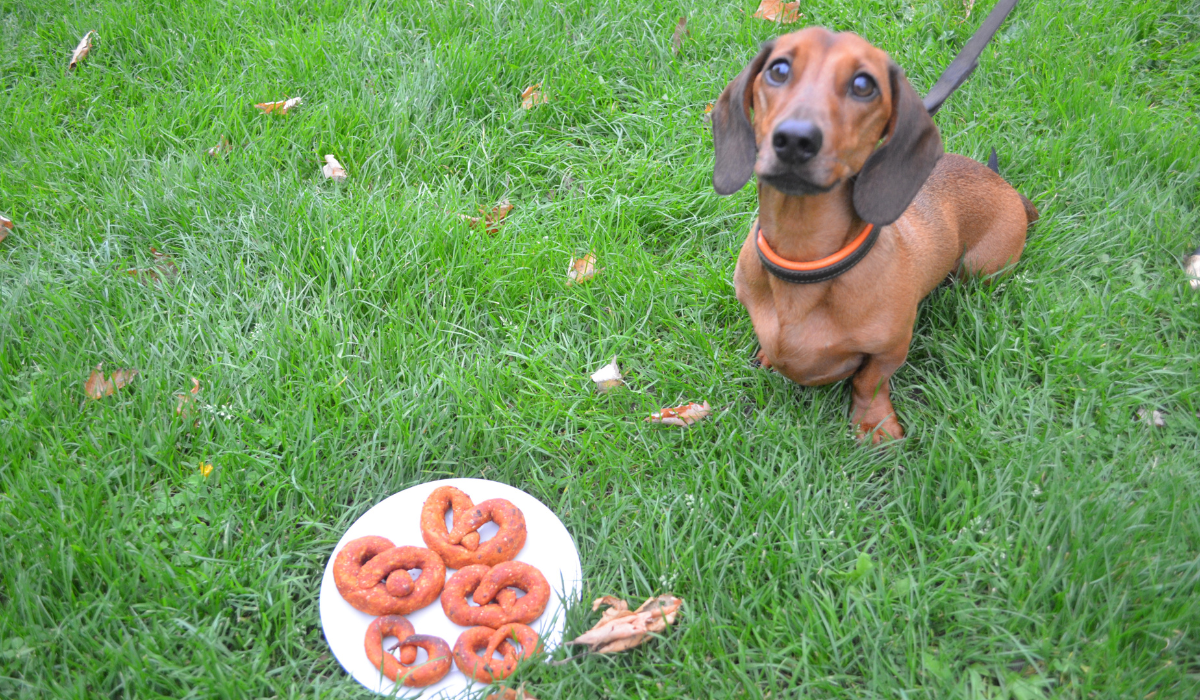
[711,27,943,226]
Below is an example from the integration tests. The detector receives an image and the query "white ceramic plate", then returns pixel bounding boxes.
[319,478,582,697]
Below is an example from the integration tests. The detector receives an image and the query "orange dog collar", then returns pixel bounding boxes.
[755,221,879,284]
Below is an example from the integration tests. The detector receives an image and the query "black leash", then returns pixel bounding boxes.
[923,0,1021,115]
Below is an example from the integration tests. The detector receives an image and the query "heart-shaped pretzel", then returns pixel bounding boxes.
[364,616,452,687]
[441,561,550,627]
[453,624,539,683]
[420,486,527,569]
[333,537,446,616]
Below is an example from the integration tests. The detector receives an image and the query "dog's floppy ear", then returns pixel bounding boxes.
[852,62,944,225]
[712,41,775,195]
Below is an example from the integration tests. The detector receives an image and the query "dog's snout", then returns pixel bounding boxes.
[771,120,823,164]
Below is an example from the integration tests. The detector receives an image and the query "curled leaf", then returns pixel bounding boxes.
[69,30,96,70]
[461,201,513,234]
[0,215,11,244]
[567,595,683,654]
[590,358,624,393]
[85,364,138,400]
[175,377,201,417]
[704,103,714,114]
[207,136,232,158]
[753,0,802,23]
[322,154,348,182]
[645,401,711,427]
[670,17,689,55]
[521,84,547,109]
[567,253,597,285]
[125,247,179,285]
[254,96,303,115]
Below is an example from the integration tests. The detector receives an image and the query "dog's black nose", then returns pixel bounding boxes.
[771,120,823,164]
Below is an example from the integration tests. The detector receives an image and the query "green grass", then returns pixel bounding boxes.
[2,0,1199,697]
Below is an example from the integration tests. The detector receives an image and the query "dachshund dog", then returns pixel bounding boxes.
[711,27,1037,442]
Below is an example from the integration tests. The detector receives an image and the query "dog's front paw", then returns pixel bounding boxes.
[856,416,904,444]
[752,348,773,370]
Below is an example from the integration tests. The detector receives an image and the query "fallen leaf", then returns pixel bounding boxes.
[254,96,303,115]
[485,688,538,700]
[176,377,201,417]
[521,84,547,109]
[461,201,513,234]
[1136,408,1166,428]
[207,136,232,158]
[752,0,802,23]
[1185,248,1200,291]
[567,595,683,654]
[645,401,711,427]
[671,16,689,55]
[0,215,11,244]
[84,364,138,400]
[125,247,179,284]
[321,154,348,182]
[963,0,976,20]
[590,357,624,393]
[199,462,213,478]
[704,103,714,114]
[68,30,96,70]
[567,253,598,285]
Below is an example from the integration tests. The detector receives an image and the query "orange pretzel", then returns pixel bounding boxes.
[441,561,550,627]
[364,617,452,687]
[453,624,540,683]
[421,487,527,569]
[333,537,446,616]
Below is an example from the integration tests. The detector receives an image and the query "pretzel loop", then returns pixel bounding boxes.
[333,537,446,616]
[364,617,452,687]
[421,487,527,569]
[441,562,550,627]
[453,624,539,683]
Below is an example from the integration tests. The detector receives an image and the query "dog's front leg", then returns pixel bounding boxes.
[849,343,909,443]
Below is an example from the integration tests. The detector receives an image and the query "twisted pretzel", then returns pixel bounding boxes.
[453,624,539,683]
[421,487,527,569]
[333,537,446,615]
[441,561,551,627]
[364,616,452,687]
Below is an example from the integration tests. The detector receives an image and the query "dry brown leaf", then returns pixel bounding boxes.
[85,364,137,400]
[254,96,303,115]
[0,215,11,244]
[567,253,598,285]
[175,377,201,417]
[1136,408,1166,428]
[322,154,348,182]
[485,688,538,700]
[521,84,547,109]
[207,136,232,158]
[461,201,514,234]
[126,247,179,285]
[568,595,683,654]
[671,16,689,54]
[590,358,623,393]
[753,0,802,23]
[69,31,96,70]
[645,401,711,427]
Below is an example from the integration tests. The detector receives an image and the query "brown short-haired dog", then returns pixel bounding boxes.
[712,27,1036,442]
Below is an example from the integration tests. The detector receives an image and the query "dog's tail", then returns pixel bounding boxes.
[988,148,1039,224]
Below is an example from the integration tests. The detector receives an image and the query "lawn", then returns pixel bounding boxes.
[1,0,1199,697]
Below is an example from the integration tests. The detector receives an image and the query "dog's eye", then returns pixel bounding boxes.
[765,60,791,87]
[850,73,877,99]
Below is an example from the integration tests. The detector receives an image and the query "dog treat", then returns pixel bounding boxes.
[364,617,452,687]
[453,624,538,683]
[421,487,527,568]
[441,561,550,627]
[334,537,446,616]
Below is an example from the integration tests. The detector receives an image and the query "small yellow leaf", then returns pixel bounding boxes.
[645,401,711,427]
[752,0,802,24]
[521,84,547,109]
[254,96,303,115]
[69,30,96,70]
[567,253,598,285]
[704,103,714,114]
[199,462,213,478]
[322,154,348,182]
